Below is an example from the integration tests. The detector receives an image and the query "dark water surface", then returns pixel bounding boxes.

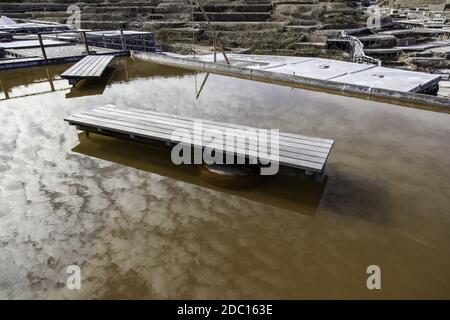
[0,57,449,299]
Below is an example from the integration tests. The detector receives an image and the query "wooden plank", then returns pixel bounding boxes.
[61,55,114,79]
[65,106,335,172]
[83,56,114,77]
[91,109,331,159]
[77,56,107,77]
[88,56,114,77]
[98,105,334,149]
[69,56,94,73]
[105,105,334,146]
[62,55,95,76]
[79,56,104,77]
[80,110,327,165]
[69,56,96,77]
[66,113,325,172]
[93,107,330,151]
[87,108,330,161]
[85,57,105,77]
[62,55,95,77]
[106,104,334,145]
[72,56,95,76]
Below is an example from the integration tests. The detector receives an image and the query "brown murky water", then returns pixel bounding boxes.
[0,57,450,299]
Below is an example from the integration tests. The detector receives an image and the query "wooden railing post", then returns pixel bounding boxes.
[120,30,126,50]
[213,32,217,62]
[195,0,229,64]
[0,79,9,100]
[37,33,47,60]
[82,31,90,55]
[46,69,55,92]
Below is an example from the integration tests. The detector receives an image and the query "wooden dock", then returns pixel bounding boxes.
[61,55,115,85]
[65,105,334,176]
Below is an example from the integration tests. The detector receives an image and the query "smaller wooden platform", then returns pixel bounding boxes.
[61,55,114,85]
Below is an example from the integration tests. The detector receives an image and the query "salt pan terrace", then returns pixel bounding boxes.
[188,54,441,94]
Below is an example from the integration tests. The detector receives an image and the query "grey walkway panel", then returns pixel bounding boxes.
[65,105,335,174]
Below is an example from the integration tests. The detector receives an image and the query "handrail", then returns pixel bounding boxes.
[340,31,381,66]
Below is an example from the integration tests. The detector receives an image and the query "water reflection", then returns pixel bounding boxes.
[0,58,193,101]
[72,133,328,216]
[65,68,114,99]
[0,65,70,100]
[0,58,449,299]
[195,73,210,100]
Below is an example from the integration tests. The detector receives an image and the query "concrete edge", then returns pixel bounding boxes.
[131,51,450,113]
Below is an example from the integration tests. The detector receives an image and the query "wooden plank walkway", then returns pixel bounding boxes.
[65,105,334,175]
[61,55,115,84]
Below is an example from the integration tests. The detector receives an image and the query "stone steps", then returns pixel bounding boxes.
[81,13,167,21]
[194,4,273,13]
[202,29,307,49]
[0,2,68,12]
[196,21,285,31]
[158,22,284,41]
[83,6,159,14]
[0,0,364,53]
[193,12,272,22]
[81,20,129,30]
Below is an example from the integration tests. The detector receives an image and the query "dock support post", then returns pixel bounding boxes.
[124,59,129,80]
[37,33,47,60]
[0,79,9,99]
[120,30,126,51]
[82,31,90,55]
[46,69,55,92]
[196,72,210,100]
[213,32,217,62]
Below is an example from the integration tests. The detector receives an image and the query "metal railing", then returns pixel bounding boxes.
[24,29,159,60]
[340,31,381,66]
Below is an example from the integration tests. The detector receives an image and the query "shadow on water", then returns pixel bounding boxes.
[110,58,194,82]
[66,58,193,98]
[72,132,328,216]
[0,64,70,100]
[65,67,115,99]
[0,57,194,100]
[322,168,393,224]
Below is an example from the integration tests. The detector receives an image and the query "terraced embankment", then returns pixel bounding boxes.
[0,0,364,54]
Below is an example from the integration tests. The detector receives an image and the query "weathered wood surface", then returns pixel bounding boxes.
[65,104,334,174]
[61,55,114,80]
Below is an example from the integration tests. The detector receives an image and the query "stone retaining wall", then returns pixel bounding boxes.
[0,1,363,53]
